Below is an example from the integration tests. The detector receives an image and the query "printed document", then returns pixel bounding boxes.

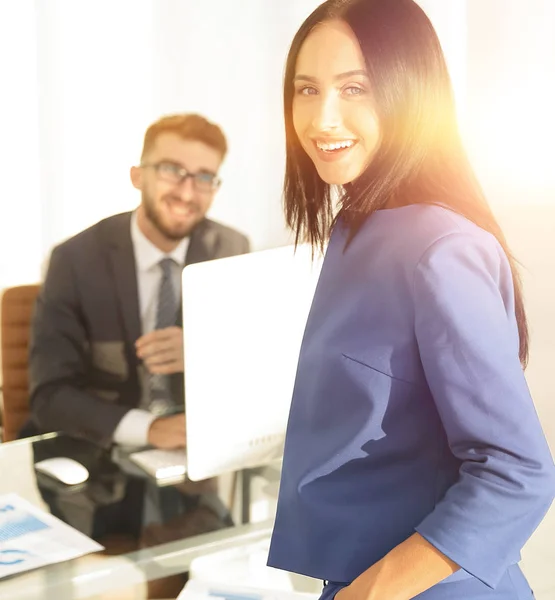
[0,493,103,579]
[178,579,319,600]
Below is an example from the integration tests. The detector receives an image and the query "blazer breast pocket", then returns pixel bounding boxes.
[339,352,418,444]
[298,353,416,487]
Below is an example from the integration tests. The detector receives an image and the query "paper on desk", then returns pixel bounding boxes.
[178,579,320,600]
[0,493,103,580]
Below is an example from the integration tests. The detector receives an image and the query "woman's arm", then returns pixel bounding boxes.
[337,532,458,600]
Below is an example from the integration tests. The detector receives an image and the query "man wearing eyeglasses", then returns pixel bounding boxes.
[124,114,249,450]
[25,114,249,543]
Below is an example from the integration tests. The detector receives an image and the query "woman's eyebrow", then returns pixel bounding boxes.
[293,69,369,83]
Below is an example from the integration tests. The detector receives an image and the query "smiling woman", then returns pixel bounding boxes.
[267,1,555,599]
[291,21,381,185]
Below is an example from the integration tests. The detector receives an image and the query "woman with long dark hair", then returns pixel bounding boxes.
[267,1,555,599]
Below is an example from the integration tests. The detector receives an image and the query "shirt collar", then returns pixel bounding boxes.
[130,210,189,272]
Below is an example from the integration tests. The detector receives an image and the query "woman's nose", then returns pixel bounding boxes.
[311,92,342,132]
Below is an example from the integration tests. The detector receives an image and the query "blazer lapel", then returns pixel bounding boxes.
[179,220,219,329]
[104,213,142,350]
[185,219,219,266]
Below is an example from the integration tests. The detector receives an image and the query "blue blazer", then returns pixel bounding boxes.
[268,205,555,598]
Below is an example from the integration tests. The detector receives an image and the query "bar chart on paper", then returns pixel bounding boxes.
[0,493,103,580]
[0,503,49,542]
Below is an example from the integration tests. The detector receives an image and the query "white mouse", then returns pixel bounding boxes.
[35,457,90,486]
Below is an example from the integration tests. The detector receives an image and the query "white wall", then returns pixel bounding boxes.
[0,1,42,285]
[34,1,155,256]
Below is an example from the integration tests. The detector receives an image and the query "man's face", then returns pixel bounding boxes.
[132,133,223,240]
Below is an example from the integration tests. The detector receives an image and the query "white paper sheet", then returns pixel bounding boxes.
[0,493,103,579]
[179,579,320,600]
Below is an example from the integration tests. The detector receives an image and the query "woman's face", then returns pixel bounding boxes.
[292,20,381,185]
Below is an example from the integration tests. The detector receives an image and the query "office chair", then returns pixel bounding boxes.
[0,284,40,442]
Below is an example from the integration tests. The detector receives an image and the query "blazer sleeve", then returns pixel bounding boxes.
[29,244,130,448]
[412,231,555,589]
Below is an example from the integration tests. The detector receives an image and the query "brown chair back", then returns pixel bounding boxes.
[1,285,41,442]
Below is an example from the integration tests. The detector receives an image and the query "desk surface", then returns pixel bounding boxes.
[0,433,276,599]
[0,517,274,599]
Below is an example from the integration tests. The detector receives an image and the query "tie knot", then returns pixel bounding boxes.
[159,257,175,276]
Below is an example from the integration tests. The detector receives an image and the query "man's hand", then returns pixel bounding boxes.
[147,414,186,449]
[136,326,184,375]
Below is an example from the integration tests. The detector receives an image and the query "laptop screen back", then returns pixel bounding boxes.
[182,244,323,481]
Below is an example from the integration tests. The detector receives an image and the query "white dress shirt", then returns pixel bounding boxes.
[113,211,189,447]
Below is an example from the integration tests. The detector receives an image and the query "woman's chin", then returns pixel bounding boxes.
[315,167,358,186]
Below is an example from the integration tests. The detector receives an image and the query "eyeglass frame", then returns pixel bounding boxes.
[140,161,222,192]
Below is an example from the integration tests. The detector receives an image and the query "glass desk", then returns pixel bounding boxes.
[0,433,292,599]
[0,518,275,599]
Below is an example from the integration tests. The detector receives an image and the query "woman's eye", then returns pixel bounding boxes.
[344,86,365,96]
[297,86,318,96]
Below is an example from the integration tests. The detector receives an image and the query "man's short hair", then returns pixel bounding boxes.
[141,113,228,161]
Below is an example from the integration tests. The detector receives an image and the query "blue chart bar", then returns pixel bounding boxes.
[0,512,49,542]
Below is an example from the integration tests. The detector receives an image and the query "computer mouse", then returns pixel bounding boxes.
[35,457,90,486]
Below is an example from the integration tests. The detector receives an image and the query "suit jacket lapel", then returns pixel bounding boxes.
[179,220,219,329]
[104,213,142,351]
[185,219,219,266]
[102,216,217,341]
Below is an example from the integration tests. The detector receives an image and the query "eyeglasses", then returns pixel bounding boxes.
[141,161,221,192]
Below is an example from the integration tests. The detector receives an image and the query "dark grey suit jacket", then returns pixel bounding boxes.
[25,212,249,457]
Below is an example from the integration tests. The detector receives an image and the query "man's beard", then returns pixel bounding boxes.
[142,192,198,241]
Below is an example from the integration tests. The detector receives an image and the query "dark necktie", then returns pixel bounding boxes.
[148,257,179,416]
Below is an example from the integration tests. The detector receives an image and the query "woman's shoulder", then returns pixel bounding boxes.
[374,203,503,263]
